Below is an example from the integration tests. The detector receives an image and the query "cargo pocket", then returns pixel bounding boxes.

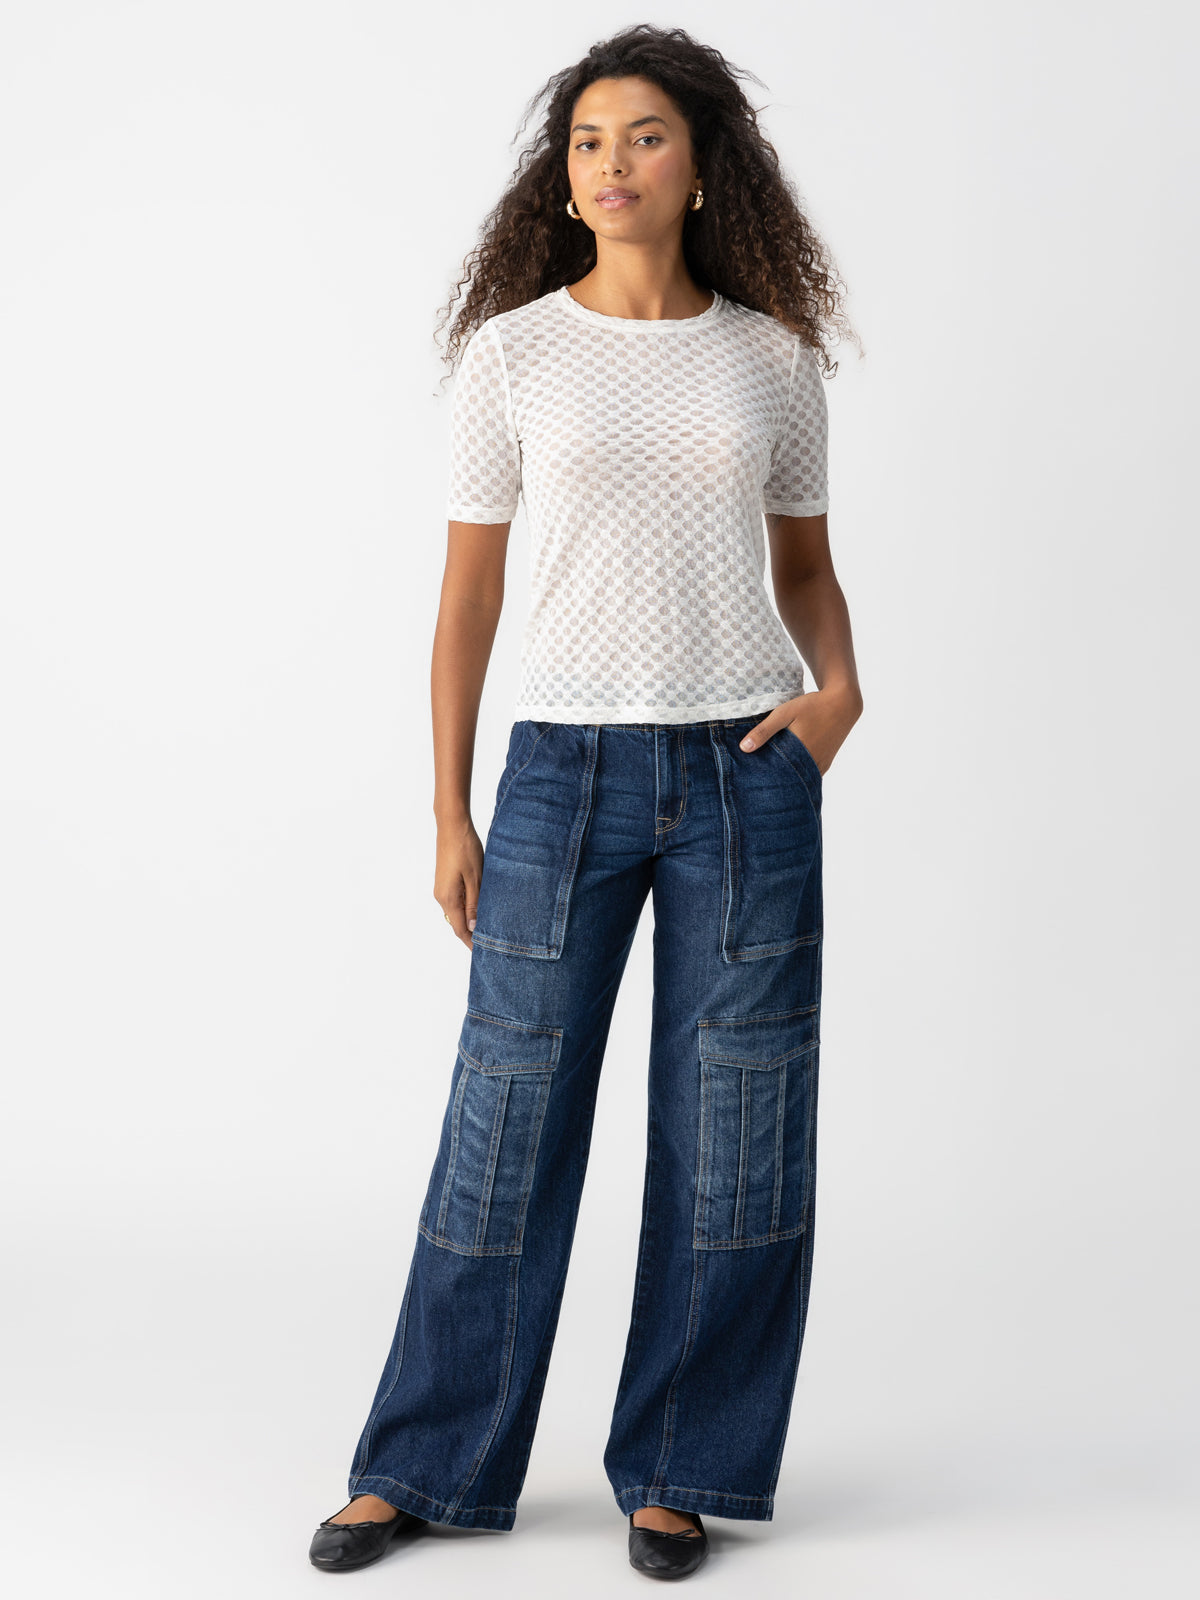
[418,1009,562,1257]
[473,722,599,960]
[694,1004,819,1250]
[710,724,822,962]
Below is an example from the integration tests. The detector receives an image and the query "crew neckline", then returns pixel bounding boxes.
[555,283,724,330]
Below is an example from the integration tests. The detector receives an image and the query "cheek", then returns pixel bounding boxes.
[646,149,692,192]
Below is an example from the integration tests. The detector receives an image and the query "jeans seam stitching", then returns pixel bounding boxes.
[474,1072,508,1251]
[655,728,688,832]
[709,725,738,962]
[446,1253,522,1517]
[349,1253,416,1481]
[346,1475,516,1517]
[437,1066,468,1240]
[511,1072,553,1254]
[619,1483,772,1505]
[651,1231,707,1493]
[609,1092,659,1422]
[549,726,598,952]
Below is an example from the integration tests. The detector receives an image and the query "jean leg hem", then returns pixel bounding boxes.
[613,1484,774,1522]
[347,1474,516,1531]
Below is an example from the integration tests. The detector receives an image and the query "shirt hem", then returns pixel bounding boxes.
[762,497,829,516]
[511,686,806,725]
[446,504,519,523]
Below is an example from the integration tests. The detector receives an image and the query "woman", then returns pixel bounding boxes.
[309,22,863,1582]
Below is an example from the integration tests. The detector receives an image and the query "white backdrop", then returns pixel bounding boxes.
[1,3,1195,1597]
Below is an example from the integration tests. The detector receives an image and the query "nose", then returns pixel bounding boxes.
[601,143,625,176]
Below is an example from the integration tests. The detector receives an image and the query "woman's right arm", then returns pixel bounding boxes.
[431,518,512,950]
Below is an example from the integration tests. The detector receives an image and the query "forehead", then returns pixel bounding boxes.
[570,75,679,125]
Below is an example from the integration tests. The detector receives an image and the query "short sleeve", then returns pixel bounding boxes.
[445,320,522,523]
[761,336,829,516]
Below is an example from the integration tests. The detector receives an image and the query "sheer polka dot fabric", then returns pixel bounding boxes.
[445,286,829,724]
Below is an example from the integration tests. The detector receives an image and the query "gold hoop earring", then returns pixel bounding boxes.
[566,197,582,219]
[688,188,704,211]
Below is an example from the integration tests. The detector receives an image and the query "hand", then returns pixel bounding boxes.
[737,687,863,776]
[434,814,484,950]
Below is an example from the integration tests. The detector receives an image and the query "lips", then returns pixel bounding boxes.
[596,188,638,200]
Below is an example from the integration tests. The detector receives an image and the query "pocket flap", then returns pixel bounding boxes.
[458,1010,562,1074]
[698,1005,818,1069]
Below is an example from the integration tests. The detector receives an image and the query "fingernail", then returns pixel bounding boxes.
[740,737,754,751]
[467,918,476,931]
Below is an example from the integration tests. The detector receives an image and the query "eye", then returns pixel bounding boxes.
[573,135,663,151]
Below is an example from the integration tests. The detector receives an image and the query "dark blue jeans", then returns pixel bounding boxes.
[347,714,824,1529]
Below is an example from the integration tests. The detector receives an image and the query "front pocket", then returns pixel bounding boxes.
[778,725,823,789]
[474,723,599,960]
[418,1010,562,1256]
[694,1004,819,1249]
[491,720,549,817]
[710,724,822,962]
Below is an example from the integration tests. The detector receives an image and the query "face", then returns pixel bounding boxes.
[566,76,699,239]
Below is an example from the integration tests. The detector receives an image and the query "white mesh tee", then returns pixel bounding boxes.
[444,284,829,724]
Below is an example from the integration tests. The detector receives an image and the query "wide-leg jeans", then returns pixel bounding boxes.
[346,713,824,1529]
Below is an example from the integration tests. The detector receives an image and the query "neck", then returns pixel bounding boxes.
[567,251,712,321]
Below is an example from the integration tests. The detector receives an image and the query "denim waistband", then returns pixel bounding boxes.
[522,714,762,733]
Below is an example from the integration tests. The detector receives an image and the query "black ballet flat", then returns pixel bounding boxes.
[309,1499,428,1571]
[628,1510,709,1579]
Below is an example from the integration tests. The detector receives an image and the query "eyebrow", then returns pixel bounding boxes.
[570,114,669,134]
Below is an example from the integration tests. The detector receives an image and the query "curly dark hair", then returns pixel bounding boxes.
[435,23,860,381]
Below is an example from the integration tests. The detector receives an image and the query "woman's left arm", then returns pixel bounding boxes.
[738,511,863,774]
